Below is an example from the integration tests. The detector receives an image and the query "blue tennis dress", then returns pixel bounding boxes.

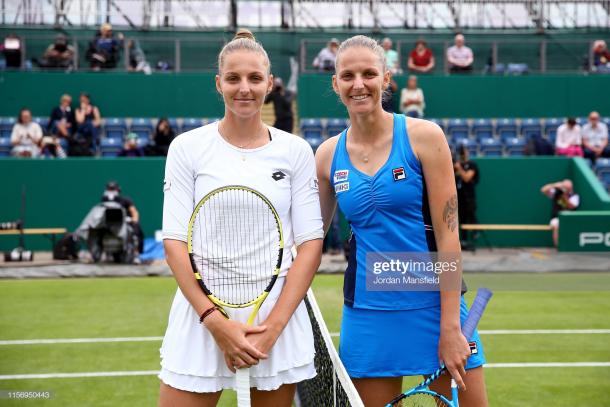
[331,113,486,377]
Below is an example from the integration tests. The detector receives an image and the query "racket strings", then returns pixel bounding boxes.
[193,188,280,306]
[391,392,450,407]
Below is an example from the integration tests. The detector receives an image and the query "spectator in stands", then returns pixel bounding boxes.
[149,118,176,156]
[381,78,398,113]
[101,181,144,263]
[313,38,339,72]
[555,117,583,157]
[1,34,22,68]
[264,77,295,132]
[447,34,474,74]
[399,75,425,118]
[454,144,479,250]
[36,34,74,70]
[592,40,610,73]
[541,179,580,247]
[408,39,435,73]
[582,111,610,163]
[87,23,123,70]
[118,132,145,157]
[10,108,42,157]
[381,37,401,74]
[72,92,101,156]
[127,39,152,75]
[47,94,76,140]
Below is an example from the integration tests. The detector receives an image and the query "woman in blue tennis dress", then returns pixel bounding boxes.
[316,35,488,406]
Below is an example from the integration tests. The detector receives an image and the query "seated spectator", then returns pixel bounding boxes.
[149,118,175,156]
[381,37,401,74]
[264,77,295,132]
[36,35,74,69]
[447,34,473,73]
[399,75,425,118]
[10,108,42,157]
[555,117,583,157]
[1,34,22,68]
[47,94,76,139]
[127,39,151,74]
[86,23,123,70]
[582,111,610,163]
[382,78,398,113]
[72,93,101,156]
[118,132,145,157]
[313,38,339,72]
[592,40,610,73]
[541,179,580,247]
[408,39,435,73]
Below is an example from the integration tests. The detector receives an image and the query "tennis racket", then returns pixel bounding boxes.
[386,288,493,407]
[187,185,284,407]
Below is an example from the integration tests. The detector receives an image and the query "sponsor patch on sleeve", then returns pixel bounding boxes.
[310,178,319,191]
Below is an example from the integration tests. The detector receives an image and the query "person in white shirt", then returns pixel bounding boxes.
[399,75,425,118]
[313,38,339,72]
[582,111,610,163]
[159,29,323,407]
[10,108,43,157]
[381,37,401,74]
[555,117,584,157]
[447,34,474,73]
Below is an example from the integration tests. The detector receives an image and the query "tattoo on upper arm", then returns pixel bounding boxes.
[442,195,458,232]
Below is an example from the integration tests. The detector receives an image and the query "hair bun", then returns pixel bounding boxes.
[233,29,255,42]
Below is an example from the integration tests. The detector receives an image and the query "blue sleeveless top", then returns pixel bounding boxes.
[330,113,440,310]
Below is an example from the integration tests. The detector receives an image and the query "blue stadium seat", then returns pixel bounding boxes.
[471,118,493,140]
[300,118,324,139]
[456,138,477,157]
[100,138,122,157]
[181,118,205,133]
[602,117,610,129]
[520,118,542,139]
[427,118,445,133]
[130,118,154,140]
[33,117,48,131]
[0,117,16,139]
[0,137,11,156]
[504,137,527,156]
[595,158,610,188]
[544,118,563,144]
[206,118,220,125]
[446,118,469,142]
[168,118,180,134]
[326,118,349,137]
[58,137,68,152]
[496,118,518,141]
[136,137,149,148]
[479,137,503,157]
[104,118,128,140]
[306,136,324,152]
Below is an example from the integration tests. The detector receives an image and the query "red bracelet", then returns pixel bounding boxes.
[199,306,220,323]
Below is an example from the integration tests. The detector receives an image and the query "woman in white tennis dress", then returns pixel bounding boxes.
[159,29,324,406]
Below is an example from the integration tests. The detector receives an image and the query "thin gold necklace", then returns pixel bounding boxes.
[218,120,265,149]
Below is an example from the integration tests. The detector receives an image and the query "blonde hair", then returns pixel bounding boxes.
[335,35,387,72]
[218,29,271,74]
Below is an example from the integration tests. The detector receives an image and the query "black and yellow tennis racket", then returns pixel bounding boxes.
[187,185,284,406]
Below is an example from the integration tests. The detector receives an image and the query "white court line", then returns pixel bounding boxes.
[1,329,609,345]
[2,363,610,380]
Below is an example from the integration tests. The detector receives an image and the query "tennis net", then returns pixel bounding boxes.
[294,289,364,407]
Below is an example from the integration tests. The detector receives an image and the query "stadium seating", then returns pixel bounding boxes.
[306,136,324,152]
[471,118,494,140]
[168,118,180,134]
[326,118,349,137]
[520,118,542,139]
[544,118,562,144]
[181,118,205,133]
[100,138,123,157]
[104,118,128,140]
[300,118,324,139]
[595,158,610,189]
[130,118,154,140]
[427,118,445,133]
[446,118,469,142]
[504,137,527,156]
[0,137,11,156]
[496,118,518,141]
[0,117,16,139]
[479,137,503,156]
[456,138,477,157]
[33,117,47,130]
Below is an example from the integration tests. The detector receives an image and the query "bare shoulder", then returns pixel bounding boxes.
[406,117,449,159]
[315,135,340,180]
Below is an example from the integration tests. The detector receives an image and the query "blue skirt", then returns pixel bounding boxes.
[339,297,486,378]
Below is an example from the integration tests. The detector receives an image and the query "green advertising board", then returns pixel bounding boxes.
[558,211,610,252]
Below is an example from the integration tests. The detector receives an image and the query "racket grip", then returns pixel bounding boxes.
[236,368,251,407]
[461,288,493,340]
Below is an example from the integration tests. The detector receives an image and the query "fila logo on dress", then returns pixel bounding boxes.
[392,167,406,181]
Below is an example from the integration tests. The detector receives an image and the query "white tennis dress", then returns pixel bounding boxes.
[160,121,324,392]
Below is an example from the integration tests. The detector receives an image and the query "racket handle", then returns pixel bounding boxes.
[236,368,251,407]
[461,288,493,340]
